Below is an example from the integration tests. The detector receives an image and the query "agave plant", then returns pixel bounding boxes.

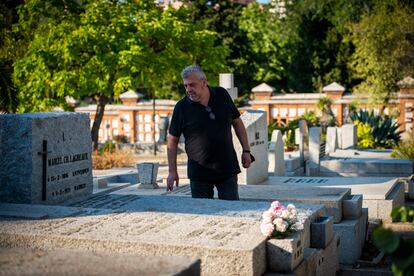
[350,110,402,148]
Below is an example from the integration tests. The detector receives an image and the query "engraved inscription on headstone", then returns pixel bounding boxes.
[0,112,93,204]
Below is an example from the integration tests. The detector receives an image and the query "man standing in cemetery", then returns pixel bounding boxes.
[167,65,252,200]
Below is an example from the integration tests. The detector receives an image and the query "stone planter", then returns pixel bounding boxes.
[343,194,363,219]
[267,231,304,273]
[136,162,159,189]
[310,216,333,249]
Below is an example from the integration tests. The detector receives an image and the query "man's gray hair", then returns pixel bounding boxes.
[181,65,207,80]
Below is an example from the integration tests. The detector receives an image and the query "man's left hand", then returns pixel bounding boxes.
[242,152,252,168]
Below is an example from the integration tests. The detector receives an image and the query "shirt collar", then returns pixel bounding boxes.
[186,86,216,105]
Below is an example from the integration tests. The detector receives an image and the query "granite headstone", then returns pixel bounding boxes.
[0,112,93,204]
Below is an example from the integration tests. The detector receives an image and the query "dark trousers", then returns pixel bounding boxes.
[190,175,239,200]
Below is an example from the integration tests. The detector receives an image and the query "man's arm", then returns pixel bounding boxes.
[232,117,252,168]
[167,134,180,191]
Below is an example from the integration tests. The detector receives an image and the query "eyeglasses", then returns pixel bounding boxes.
[205,106,215,120]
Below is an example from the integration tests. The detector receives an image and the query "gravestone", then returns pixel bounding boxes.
[137,162,159,189]
[0,112,93,205]
[219,73,238,100]
[341,124,357,149]
[233,110,268,184]
[297,120,309,170]
[307,127,322,176]
[269,129,285,176]
[157,116,169,143]
[326,127,337,154]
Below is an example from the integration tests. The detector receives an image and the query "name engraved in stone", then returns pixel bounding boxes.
[74,184,86,191]
[249,140,265,147]
[48,153,89,167]
[72,168,89,176]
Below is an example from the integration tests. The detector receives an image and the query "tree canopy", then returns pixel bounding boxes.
[12,0,228,148]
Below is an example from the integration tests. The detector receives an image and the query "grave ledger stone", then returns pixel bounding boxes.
[0,112,93,204]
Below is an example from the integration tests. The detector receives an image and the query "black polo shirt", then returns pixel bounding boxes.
[169,86,241,181]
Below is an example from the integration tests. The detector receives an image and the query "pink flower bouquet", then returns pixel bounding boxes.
[260,201,298,238]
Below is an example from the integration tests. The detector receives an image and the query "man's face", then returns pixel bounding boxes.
[183,74,207,102]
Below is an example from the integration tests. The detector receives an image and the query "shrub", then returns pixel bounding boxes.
[355,120,375,149]
[373,206,414,275]
[350,109,402,148]
[391,136,414,159]
[92,148,135,170]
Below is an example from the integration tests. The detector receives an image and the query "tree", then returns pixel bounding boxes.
[183,0,255,97]
[13,0,228,149]
[348,2,414,109]
[0,0,25,113]
[239,2,294,92]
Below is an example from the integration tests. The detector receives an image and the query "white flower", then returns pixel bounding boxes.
[275,219,289,233]
[280,209,290,219]
[287,204,296,211]
[262,210,274,224]
[260,222,274,237]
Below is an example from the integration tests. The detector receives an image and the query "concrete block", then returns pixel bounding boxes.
[333,217,362,265]
[343,194,363,219]
[267,231,304,272]
[285,156,301,172]
[359,208,368,248]
[311,216,333,249]
[0,247,201,276]
[316,234,340,276]
[379,182,405,223]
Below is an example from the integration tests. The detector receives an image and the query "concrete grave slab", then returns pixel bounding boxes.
[261,176,404,222]
[0,203,89,219]
[0,112,93,205]
[0,211,267,276]
[320,157,413,177]
[0,247,200,276]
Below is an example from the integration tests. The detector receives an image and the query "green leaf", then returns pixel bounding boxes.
[372,227,400,254]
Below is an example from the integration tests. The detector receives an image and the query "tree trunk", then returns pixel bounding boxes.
[91,94,109,150]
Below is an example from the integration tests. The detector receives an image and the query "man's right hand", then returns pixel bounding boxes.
[167,171,179,192]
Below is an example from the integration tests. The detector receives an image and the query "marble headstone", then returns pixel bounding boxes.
[307,127,321,176]
[341,124,357,149]
[219,73,238,100]
[0,112,93,204]
[325,127,337,154]
[298,120,309,168]
[268,129,285,176]
[233,110,268,184]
